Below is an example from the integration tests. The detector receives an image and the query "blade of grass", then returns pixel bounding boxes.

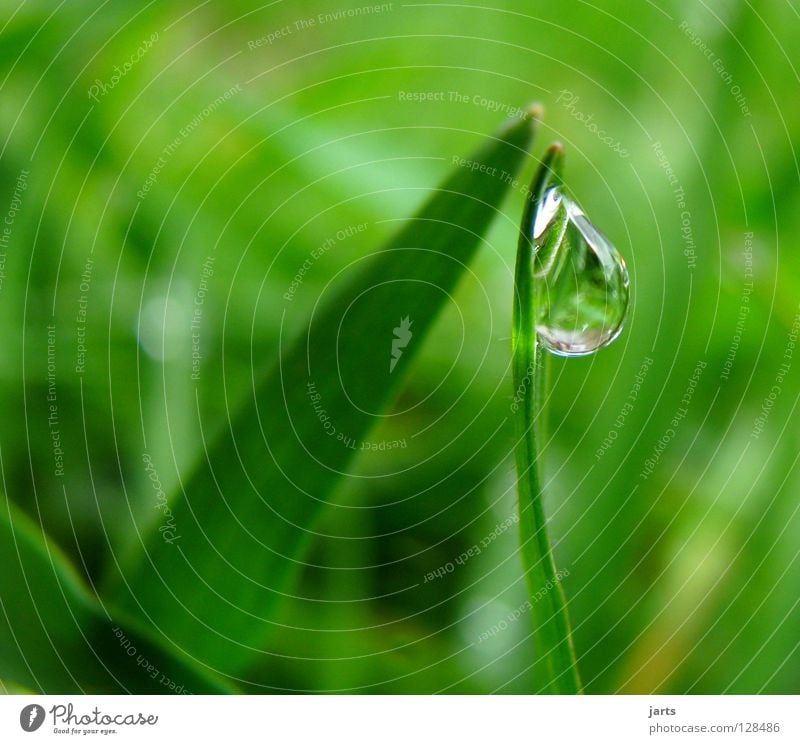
[0,493,234,693]
[512,142,582,694]
[105,107,543,674]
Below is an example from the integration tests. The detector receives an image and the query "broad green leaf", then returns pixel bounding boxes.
[0,495,233,693]
[107,108,541,674]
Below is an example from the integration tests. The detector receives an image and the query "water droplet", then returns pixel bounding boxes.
[531,187,629,356]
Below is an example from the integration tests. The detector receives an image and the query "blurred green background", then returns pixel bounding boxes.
[1,0,799,693]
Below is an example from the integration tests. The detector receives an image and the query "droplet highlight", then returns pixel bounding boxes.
[531,187,629,356]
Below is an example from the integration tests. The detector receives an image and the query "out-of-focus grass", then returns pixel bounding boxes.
[103,106,538,676]
[0,0,798,693]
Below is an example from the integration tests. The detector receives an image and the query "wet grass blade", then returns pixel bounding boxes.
[105,107,542,674]
[512,142,582,694]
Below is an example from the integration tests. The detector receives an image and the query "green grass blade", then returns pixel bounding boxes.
[0,494,234,693]
[106,107,542,674]
[512,143,582,694]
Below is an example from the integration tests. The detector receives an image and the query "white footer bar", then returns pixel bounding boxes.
[1,695,796,743]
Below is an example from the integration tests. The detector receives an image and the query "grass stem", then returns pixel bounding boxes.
[512,143,582,694]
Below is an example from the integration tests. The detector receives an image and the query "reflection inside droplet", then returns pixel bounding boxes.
[531,187,629,356]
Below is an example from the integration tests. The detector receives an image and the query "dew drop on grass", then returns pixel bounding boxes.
[531,186,630,356]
